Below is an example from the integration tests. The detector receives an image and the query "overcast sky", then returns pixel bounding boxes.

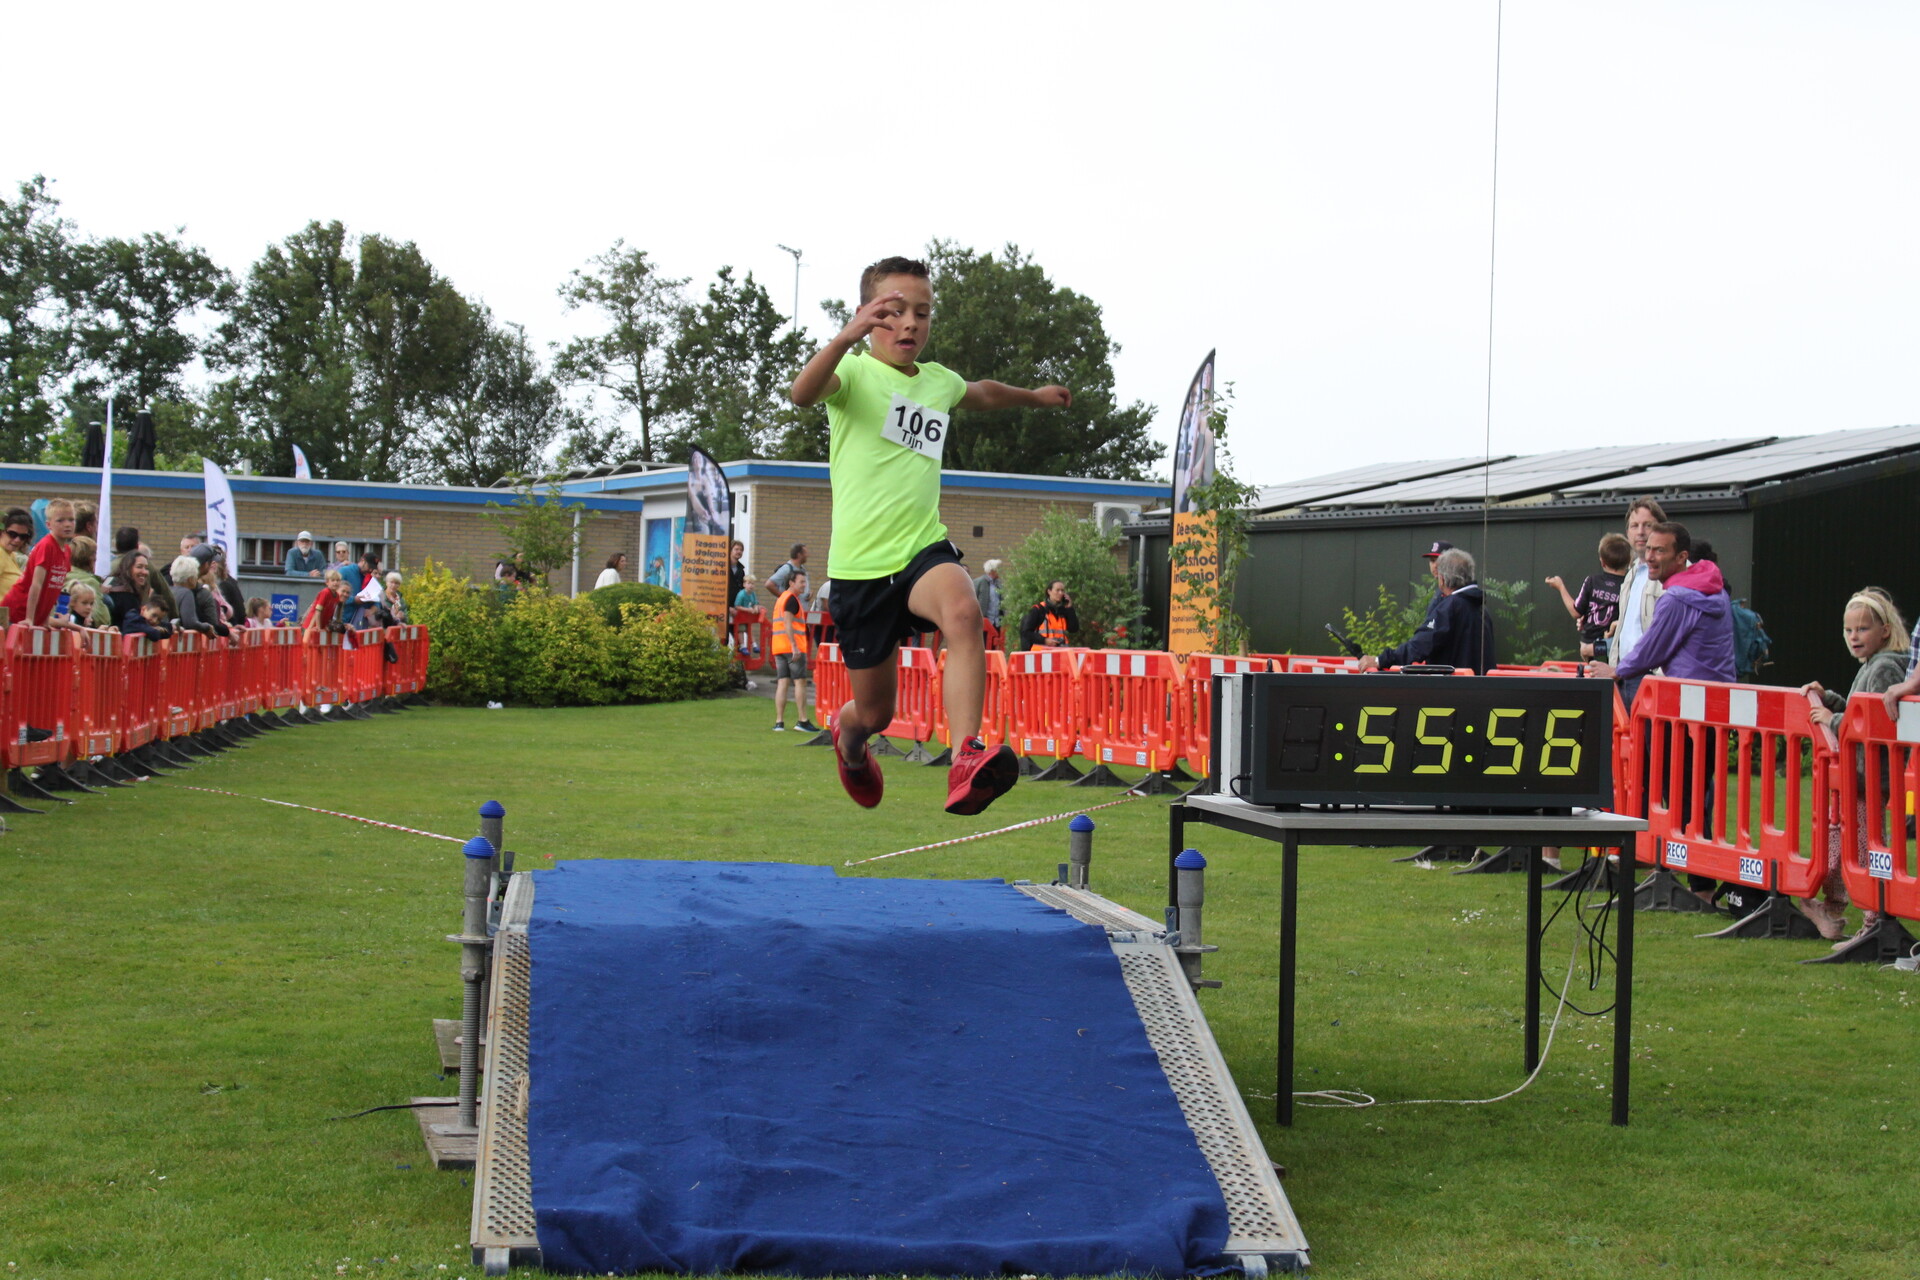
[9,1,1916,488]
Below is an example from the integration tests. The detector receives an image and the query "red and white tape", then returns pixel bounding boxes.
[147,781,465,843]
[843,792,1146,867]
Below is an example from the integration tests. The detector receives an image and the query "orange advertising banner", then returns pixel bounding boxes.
[1167,510,1220,658]
[680,532,731,635]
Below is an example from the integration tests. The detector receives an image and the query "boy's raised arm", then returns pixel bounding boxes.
[790,291,908,406]
[959,381,1072,411]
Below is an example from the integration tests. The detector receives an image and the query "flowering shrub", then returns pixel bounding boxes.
[406,558,505,705]
[608,603,733,703]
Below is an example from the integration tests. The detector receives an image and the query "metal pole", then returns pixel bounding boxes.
[1524,847,1542,1072]
[454,834,495,1131]
[1068,813,1094,889]
[1175,848,1206,949]
[777,244,803,335]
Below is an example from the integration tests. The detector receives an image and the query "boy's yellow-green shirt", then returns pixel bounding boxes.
[824,351,967,580]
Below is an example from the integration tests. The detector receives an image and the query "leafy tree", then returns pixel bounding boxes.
[212,221,493,481]
[658,266,812,461]
[426,314,564,487]
[351,233,486,480]
[70,229,232,406]
[0,176,83,461]
[1001,509,1148,650]
[210,220,361,475]
[554,241,686,462]
[482,480,596,579]
[924,240,1161,479]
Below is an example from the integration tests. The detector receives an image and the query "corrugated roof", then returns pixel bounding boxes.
[1310,439,1767,507]
[1253,456,1497,512]
[1561,424,1920,493]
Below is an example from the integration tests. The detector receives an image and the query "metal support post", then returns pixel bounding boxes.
[1067,814,1094,889]
[437,834,496,1136]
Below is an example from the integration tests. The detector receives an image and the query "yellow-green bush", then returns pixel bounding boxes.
[500,588,619,707]
[407,558,505,705]
[406,561,729,707]
[608,603,733,703]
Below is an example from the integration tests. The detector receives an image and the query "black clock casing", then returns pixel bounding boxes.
[1212,672,1614,811]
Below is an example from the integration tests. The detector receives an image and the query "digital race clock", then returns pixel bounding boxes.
[1211,673,1614,811]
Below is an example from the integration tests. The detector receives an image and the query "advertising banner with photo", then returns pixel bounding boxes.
[1167,351,1218,657]
[680,447,732,631]
[202,459,238,565]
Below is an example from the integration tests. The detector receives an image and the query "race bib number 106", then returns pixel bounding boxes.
[883,393,949,463]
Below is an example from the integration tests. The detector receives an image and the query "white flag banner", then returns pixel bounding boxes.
[203,459,238,566]
[292,444,312,480]
[356,576,384,604]
[95,399,116,576]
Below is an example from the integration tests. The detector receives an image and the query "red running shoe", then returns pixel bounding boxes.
[946,737,1018,815]
[832,724,884,808]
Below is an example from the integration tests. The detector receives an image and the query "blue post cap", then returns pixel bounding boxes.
[464,836,497,860]
[1069,814,1096,833]
[1175,848,1207,869]
[479,800,506,818]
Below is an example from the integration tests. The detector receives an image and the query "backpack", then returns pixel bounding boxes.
[1731,598,1771,682]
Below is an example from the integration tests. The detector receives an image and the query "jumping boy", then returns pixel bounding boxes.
[790,256,1071,814]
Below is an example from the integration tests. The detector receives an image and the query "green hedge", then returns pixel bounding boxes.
[406,559,731,706]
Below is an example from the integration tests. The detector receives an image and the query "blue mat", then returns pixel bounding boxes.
[527,860,1230,1276]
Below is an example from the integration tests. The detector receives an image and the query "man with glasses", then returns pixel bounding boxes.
[0,508,33,602]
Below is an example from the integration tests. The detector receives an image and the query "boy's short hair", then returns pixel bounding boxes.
[72,534,97,565]
[45,497,74,517]
[859,256,930,303]
[1597,532,1631,571]
[141,600,165,617]
[114,526,140,553]
[325,569,345,584]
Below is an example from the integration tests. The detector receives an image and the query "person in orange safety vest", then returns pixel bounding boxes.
[1018,580,1079,651]
[770,573,818,733]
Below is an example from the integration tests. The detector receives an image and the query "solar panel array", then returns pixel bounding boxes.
[1251,456,1502,512]
[1560,425,1920,493]
[1302,439,1768,507]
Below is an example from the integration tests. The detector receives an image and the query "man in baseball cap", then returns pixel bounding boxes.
[1423,540,1454,559]
[286,531,326,578]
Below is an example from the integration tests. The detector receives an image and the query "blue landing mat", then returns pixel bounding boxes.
[527,860,1230,1276]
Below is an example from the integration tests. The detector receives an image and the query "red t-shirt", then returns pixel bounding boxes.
[2,537,72,627]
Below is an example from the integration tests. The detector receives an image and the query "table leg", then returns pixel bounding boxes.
[1277,832,1298,1126]
[1612,840,1634,1126]
[1525,846,1542,1073]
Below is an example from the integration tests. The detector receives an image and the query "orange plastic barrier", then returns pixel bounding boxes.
[72,627,123,758]
[261,627,305,709]
[1080,649,1182,770]
[236,629,272,715]
[305,630,345,709]
[1178,654,1273,778]
[1006,647,1087,761]
[1631,676,1831,897]
[1837,694,1920,924]
[383,625,424,698]
[2,626,75,768]
[1266,653,1363,674]
[731,606,769,671]
[199,637,239,729]
[118,634,165,751]
[159,631,203,740]
[341,630,385,704]
[812,643,848,730]
[882,645,939,744]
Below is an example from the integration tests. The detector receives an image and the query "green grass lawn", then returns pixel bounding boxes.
[2,696,1916,1279]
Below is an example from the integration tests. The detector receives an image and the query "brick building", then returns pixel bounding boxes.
[0,463,643,613]
[1,459,1162,611]
[554,460,1166,590]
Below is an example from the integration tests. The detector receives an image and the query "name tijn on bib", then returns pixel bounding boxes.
[883,392,949,463]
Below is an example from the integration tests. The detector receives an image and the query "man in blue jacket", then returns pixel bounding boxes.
[1360,547,1495,672]
[1586,521,1734,705]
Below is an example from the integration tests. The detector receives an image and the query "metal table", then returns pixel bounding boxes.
[1169,795,1647,1126]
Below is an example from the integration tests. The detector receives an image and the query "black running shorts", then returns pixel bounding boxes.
[830,540,965,671]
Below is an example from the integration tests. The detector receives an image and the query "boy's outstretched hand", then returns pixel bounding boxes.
[1033,385,1072,408]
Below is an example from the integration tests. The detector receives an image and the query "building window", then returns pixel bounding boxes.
[972,525,984,538]
[237,534,396,575]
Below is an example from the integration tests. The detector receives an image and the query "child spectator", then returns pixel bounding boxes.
[305,570,349,633]
[65,535,113,625]
[121,599,173,641]
[1800,588,1911,944]
[244,597,274,628]
[789,255,1071,815]
[2,497,76,627]
[1545,532,1630,660]
[731,581,761,655]
[66,582,102,629]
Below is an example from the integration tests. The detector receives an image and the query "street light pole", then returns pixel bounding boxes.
[776,244,803,336]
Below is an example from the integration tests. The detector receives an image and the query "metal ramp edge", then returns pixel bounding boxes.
[469,874,1307,1274]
